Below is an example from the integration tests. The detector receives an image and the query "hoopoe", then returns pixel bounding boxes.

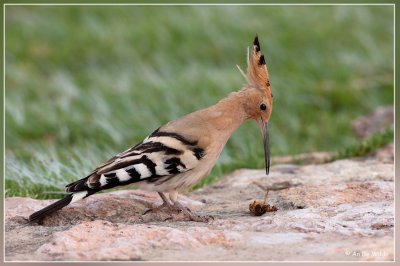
[29,36,273,223]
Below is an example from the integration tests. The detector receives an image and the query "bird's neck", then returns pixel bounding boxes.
[204,90,250,136]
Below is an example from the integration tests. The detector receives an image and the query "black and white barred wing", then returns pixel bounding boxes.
[65,129,205,195]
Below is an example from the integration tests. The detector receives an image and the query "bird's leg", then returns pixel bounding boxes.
[142,192,176,215]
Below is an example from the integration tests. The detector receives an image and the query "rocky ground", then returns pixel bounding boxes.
[5,146,394,261]
[5,107,394,261]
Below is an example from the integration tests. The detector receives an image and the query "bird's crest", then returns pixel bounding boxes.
[245,35,271,93]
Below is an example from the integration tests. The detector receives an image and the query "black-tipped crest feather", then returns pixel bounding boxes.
[259,55,266,65]
[253,35,261,52]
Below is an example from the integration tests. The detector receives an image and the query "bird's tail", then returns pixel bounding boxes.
[29,194,73,222]
[29,180,94,222]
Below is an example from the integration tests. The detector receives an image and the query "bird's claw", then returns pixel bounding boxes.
[172,201,213,223]
[143,200,212,223]
[142,201,176,215]
[186,214,214,223]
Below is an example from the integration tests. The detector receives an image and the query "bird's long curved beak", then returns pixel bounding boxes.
[257,119,270,175]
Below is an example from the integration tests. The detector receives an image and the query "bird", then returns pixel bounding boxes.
[28,35,273,223]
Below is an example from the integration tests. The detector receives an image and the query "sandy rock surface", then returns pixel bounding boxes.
[352,106,393,139]
[5,155,394,261]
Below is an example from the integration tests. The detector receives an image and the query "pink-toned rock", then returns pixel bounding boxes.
[35,220,241,261]
[271,151,336,165]
[352,106,393,139]
[367,143,394,162]
[5,156,394,261]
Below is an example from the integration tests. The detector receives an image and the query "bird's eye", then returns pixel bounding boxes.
[260,103,267,111]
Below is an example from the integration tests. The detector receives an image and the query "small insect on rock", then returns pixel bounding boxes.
[249,189,278,216]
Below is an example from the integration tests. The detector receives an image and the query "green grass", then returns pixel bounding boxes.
[5,5,394,199]
[333,125,394,161]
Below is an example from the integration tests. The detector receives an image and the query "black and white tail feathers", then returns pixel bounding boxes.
[29,174,96,222]
[28,189,93,222]
[29,194,74,222]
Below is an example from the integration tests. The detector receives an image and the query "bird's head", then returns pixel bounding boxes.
[240,36,273,175]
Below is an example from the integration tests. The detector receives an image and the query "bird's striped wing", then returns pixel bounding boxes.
[65,128,205,193]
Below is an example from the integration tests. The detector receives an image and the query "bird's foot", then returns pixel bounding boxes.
[143,201,177,215]
[143,201,213,223]
[172,201,214,223]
